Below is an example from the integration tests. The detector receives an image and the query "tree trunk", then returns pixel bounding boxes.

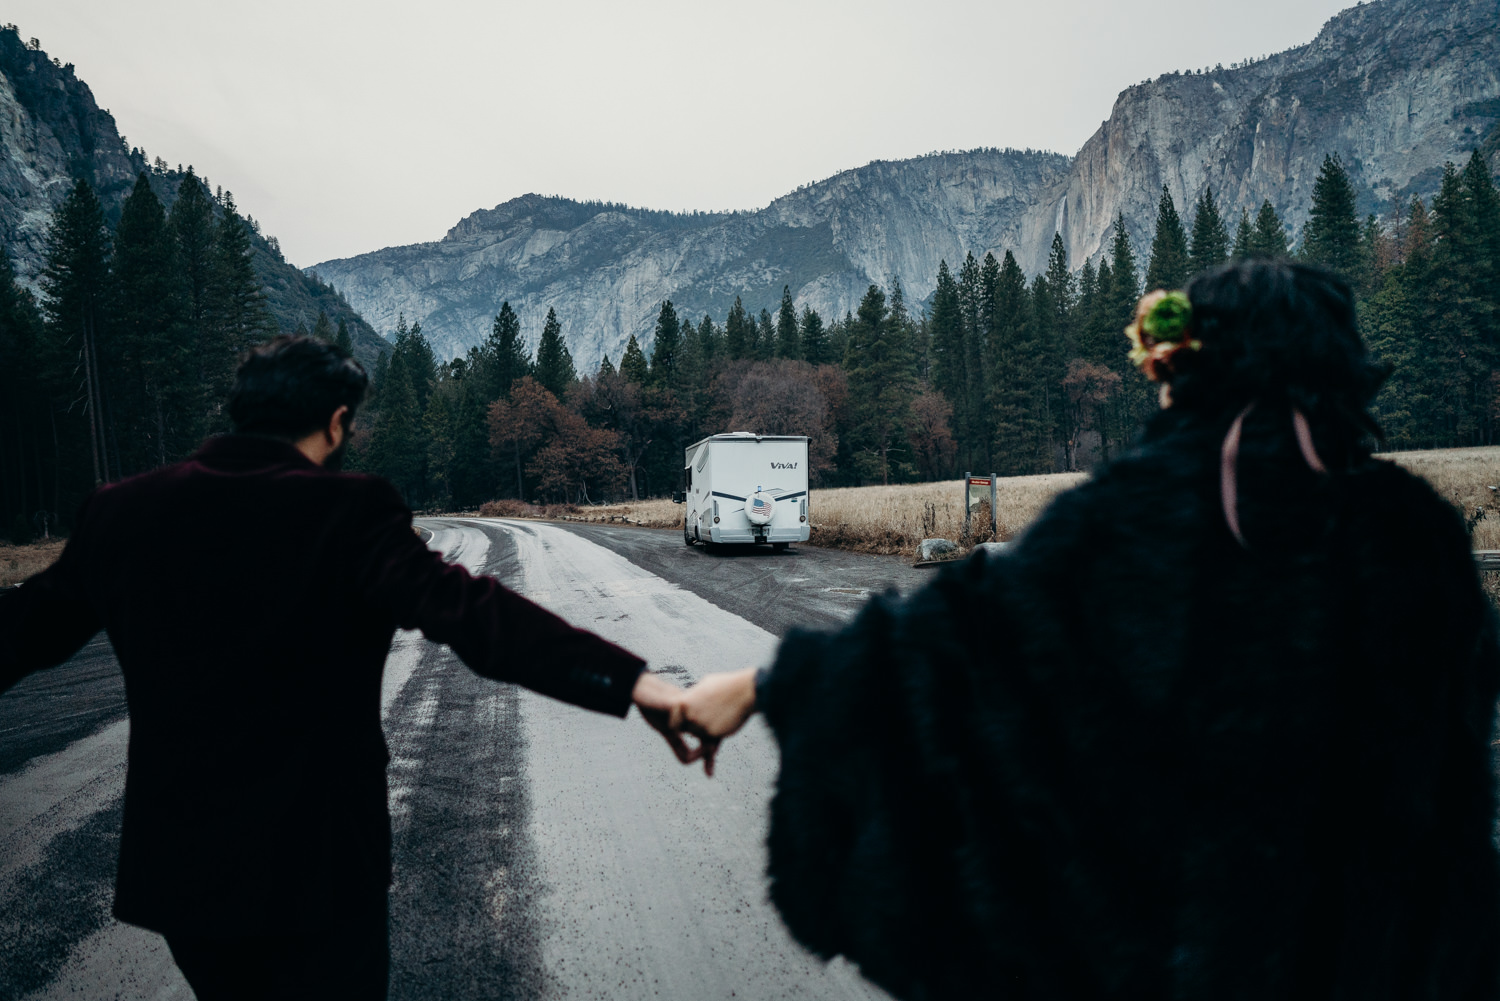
[513,442,524,499]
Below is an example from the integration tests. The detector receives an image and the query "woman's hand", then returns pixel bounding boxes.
[670,667,760,777]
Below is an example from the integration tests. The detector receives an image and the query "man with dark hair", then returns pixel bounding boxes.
[0,336,695,1000]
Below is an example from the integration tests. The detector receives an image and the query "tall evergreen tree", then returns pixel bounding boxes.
[725,297,750,359]
[0,252,51,535]
[1249,200,1290,258]
[799,306,828,365]
[311,311,332,342]
[1188,186,1230,274]
[534,307,575,398]
[41,178,115,485]
[775,285,801,359]
[697,314,720,363]
[478,301,531,400]
[170,170,218,424]
[928,259,967,449]
[334,317,352,353]
[1110,215,1141,318]
[1044,234,1076,355]
[620,334,649,384]
[1232,208,1254,259]
[1301,153,1362,280]
[649,299,681,388]
[844,284,916,484]
[1143,185,1190,291]
[112,172,187,469]
[208,192,273,380]
[755,308,775,361]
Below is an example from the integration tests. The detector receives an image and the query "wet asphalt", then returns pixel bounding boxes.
[0,521,926,1000]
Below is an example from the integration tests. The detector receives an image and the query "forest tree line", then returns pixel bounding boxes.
[351,149,1500,509]
[2,149,1497,536]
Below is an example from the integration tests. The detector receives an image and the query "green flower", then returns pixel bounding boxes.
[1142,290,1193,343]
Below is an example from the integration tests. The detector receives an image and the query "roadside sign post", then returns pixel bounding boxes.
[964,472,997,538]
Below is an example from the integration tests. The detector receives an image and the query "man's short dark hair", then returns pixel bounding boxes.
[228,336,369,439]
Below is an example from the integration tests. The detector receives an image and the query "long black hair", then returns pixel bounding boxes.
[1170,259,1388,466]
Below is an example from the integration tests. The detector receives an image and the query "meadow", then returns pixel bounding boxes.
[480,446,1500,558]
[5,447,1496,587]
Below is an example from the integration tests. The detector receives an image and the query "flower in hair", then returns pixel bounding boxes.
[1125,289,1200,382]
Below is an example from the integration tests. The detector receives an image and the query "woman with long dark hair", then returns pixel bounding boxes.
[672,259,1500,999]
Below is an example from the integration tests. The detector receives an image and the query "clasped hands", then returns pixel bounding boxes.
[631,668,759,776]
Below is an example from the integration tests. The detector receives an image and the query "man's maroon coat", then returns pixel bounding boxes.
[0,435,645,936]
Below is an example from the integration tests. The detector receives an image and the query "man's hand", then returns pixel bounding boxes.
[632,671,706,767]
[668,667,760,777]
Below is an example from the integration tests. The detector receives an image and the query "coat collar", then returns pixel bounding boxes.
[192,434,322,473]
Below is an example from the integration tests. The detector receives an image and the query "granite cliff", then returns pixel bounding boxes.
[312,0,1500,372]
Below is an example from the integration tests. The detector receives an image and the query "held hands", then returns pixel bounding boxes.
[631,667,761,777]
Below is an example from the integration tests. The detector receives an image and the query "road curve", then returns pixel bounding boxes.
[0,518,925,1000]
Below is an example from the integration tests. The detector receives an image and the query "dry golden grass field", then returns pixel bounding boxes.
[484,446,1500,559]
[0,539,66,587]
[7,447,1499,586]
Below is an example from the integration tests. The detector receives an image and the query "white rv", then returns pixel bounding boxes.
[676,433,811,549]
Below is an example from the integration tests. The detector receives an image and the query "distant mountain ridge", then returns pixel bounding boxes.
[312,0,1500,372]
[0,28,391,367]
[313,149,1073,368]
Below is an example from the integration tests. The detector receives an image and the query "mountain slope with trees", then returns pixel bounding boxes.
[313,0,1499,372]
[0,27,390,368]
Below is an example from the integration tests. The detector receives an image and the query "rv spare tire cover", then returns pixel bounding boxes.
[746,491,775,526]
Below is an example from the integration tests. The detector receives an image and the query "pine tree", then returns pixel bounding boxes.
[311,311,332,342]
[113,173,187,470]
[1188,186,1230,274]
[478,301,531,400]
[928,260,967,450]
[774,285,801,359]
[844,284,916,484]
[1249,200,1290,258]
[1232,209,1254,259]
[799,306,828,365]
[1110,215,1141,317]
[970,252,1000,468]
[170,170,218,425]
[209,193,273,370]
[1044,234,1076,355]
[1143,185,1190,291]
[334,317,352,353]
[598,354,616,377]
[0,251,51,534]
[533,307,575,398]
[756,308,775,361]
[620,333,649,384]
[41,178,115,485]
[725,297,750,359]
[1301,153,1362,280]
[697,314,720,363]
[649,299,682,389]
[987,252,1045,474]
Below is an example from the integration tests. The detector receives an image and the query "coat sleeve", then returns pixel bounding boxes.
[757,547,1046,1001]
[350,479,645,717]
[0,497,105,696]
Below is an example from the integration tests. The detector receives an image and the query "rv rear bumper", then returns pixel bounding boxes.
[709,524,811,544]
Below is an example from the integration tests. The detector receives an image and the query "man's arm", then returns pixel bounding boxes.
[0,532,103,696]
[352,481,646,717]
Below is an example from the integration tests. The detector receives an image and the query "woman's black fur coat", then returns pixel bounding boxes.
[760,407,1500,1000]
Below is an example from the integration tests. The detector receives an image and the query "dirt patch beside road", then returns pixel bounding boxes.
[0,540,66,587]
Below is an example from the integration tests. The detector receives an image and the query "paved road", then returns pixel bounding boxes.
[0,521,927,1000]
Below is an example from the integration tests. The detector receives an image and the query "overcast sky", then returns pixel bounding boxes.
[13,0,1354,268]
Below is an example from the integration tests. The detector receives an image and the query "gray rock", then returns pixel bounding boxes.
[308,0,1499,370]
[917,538,958,562]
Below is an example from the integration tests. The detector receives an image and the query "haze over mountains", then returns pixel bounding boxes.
[311,0,1500,371]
